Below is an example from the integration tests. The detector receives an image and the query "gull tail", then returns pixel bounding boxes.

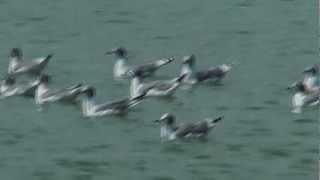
[175,73,187,83]
[127,93,147,108]
[45,54,54,61]
[211,116,224,124]
[287,81,300,90]
[68,83,83,90]
[37,54,54,70]
[155,57,175,67]
[131,93,147,102]
[40,54,54,64]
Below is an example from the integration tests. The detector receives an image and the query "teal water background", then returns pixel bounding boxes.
[0,0,318,179]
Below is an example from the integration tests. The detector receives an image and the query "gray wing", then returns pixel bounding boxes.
[287,80,302,90]
[43,84,83,101]
[152,81,173,91]
[132,63,158,77]
[139,81,159,93]
[94,97,131,112]
[18,81,40,97]
[195,68,225,82]
[11,55,52,75]
[191,121,210,135]
[304,92,320,105]
[132,58,174,77]
[175,123,196,138]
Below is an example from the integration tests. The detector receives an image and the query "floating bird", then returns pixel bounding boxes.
[80,86,149,117]
[302,64,319,92]
[291,82,319,114]
[154,113,223,141]
[0,76,40,98]
[288,64,319,92]
[180,55,231,84]
[129,69,186,98]
[106,47,174,79]
[35,75,85,106]
[8,48,53,76]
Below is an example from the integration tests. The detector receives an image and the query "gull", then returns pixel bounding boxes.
[35,75,85,107]
[129,69,186,98]
[80,86,150,117]
[180,55,231,84]
[291,82,319,113]
[106,47,174,79]
[0,76,40,98]
[154,113,223,141]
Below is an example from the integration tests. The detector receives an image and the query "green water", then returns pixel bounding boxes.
[0,0,318,179]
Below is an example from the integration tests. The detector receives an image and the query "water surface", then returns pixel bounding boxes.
[0,0,318,179]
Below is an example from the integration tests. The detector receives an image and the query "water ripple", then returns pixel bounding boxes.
[263,100,280,105]
[298,158,314,166]
[0,129,25,146]
[215,162,236,169]
[234,30,254,35]
[153,35,172,40]
[133,160,147,172]
[193,154,211,160]
[295,49,317,56]
[71,173,93,180]
[103,19,134,25]
[94,9,106,16]
[13,22,28,27]
[115,11,136,16]
[291,19,307,26]
[55,158,110,174]
[161,144,185,154]
[25,16,49,22]
[225,144,245,152]
[242,106,266,111]
[290,131,315,137]
[151,176,176,180]
[235,0,256,7]
[304,148,318,154]
[259,148,292,159]
[293,118,317,124]
[28,39,63,45]
[215,106,230,111]
[289,158,315,172]
[251,127,272,136]
[73,144,111,154]
[238,119,261,125]
[32,171,55,180]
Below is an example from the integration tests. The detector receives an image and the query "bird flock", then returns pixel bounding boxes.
[0,47,319,141]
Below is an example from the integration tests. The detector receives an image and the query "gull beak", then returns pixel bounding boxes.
[105,48,116,55]
[303,67,312,73]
